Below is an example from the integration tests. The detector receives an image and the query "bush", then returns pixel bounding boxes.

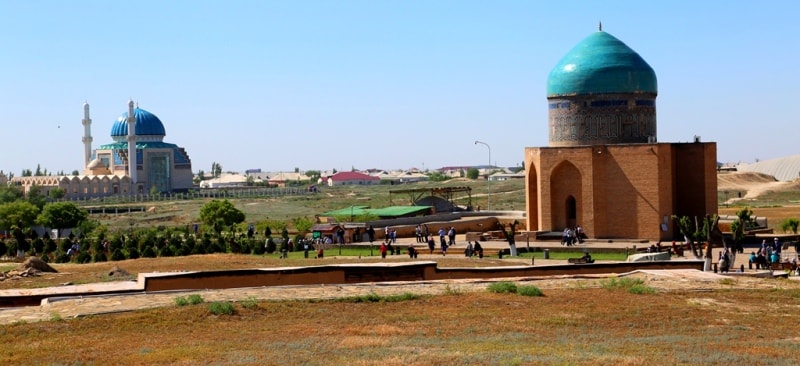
[208,301,235,315]
[190,244,206,255]
[110,248,126,261]
[628,284,657,295]
[487,281,518,294]
[240,296,259,309]
[55,251,71,263]
[75,251,92,264]
[159,245,174,257]
[188,294,204,304]
[517,285,544,297]
[43,238,56,254]
[175,296,189,306]
[127,247,140,260]
[92,251,107,263]
[600,277,644,290]
[32,238,44,254]
[252,239,265,255]
[265,238,276,254]
[141,246,157,258]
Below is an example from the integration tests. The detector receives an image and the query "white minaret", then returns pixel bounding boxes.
[126,99,138,183]
[81,101,93,167]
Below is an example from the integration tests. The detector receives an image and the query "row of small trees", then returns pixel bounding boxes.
[0,199,318,264]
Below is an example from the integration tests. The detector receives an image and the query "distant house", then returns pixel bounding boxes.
[199,173,249,188]
[322,171,380,186]
[372,170,429,184]
[489,170,525,181]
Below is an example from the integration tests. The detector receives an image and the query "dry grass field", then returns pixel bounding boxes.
[2,271,800,365]
[3,172,800,365]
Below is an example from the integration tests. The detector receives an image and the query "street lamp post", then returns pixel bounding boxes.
[474,140,491,210]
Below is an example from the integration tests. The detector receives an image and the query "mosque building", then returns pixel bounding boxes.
[12,100,193,198]
[524,25,718,241]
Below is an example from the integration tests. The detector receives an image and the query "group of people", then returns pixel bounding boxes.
[560,226,584,246]
[748,237,791,269]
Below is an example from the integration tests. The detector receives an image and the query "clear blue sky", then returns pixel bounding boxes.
[1,1,798,176]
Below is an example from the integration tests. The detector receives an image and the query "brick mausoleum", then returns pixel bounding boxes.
[525,26,717,241]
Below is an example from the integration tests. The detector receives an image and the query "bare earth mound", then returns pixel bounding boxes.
[717,171,800,200]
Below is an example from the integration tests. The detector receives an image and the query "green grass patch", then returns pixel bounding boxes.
[517,285,544,297]
[442,284,463,296]
[487,281,518,294]
[208,301,236,315]
[627,284,656,294]
[175,294,204,306]
[338,292,421,303]
[518,251,627,261]
[600,277,644,290]
[239,296,259,309]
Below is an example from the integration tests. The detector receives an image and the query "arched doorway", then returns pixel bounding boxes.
[549,161,582,231]
[566,195,577,228]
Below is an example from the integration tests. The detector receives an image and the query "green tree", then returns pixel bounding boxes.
[49,188,66,200]
[0,185,24,204]
[0,201,40,230]
[292,217,314,237]
[305,170,321,180]
[37,202,89,238]
[466,168,480,179]
[198,199,245,234]
[27,185,48,210]
[427,171,449,182]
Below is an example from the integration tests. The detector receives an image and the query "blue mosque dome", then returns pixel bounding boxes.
[110,108,166,137]
[546,31,657,97]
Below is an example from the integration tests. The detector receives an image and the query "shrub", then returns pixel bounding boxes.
[43,238,56,254]
[487,281,518,294]
[127,247,140,260]
[265,238,276,254]
[75,251,92,264]
[442,284,463,296]
[32,238,44,254]
[208,301,235,315]
[600,277,644,290]
[175,294,204,306]
[92,251,108,263]
[188,294,204,305]
[252,240,265,255]
[628,284,657,294]
[174,296,189,306]
[190,244,206,255]
[110,248,126,261]
[141,246,157,258]
[240,296,259,309]
[55,251,70,263]
[159,245,174,257]
[517,285,544,297]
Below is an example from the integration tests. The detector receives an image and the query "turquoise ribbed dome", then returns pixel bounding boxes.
[546,31,657,97]
[110,108,166,137]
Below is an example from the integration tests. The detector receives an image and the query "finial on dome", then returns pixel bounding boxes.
[598,21,602,32]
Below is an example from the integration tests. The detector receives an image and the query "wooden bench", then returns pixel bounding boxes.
[567,257,595,264]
